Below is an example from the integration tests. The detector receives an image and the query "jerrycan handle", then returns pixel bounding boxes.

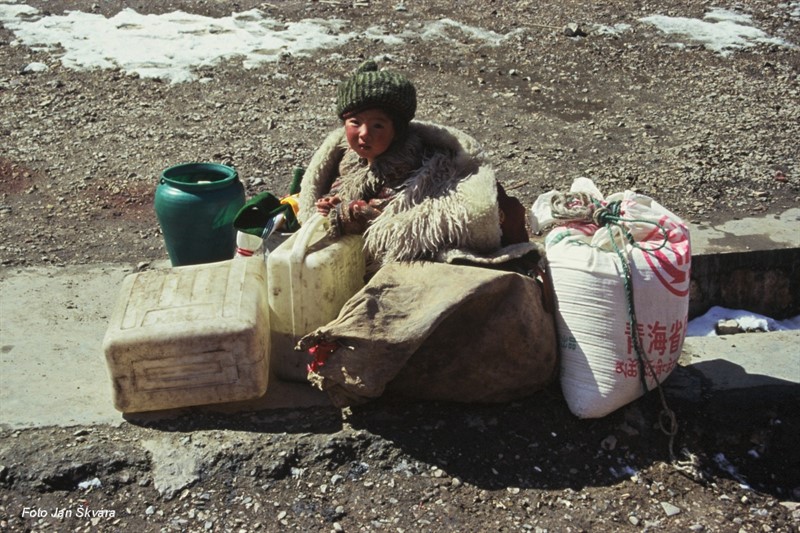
[287,213,328,338]
[289,213,328,265]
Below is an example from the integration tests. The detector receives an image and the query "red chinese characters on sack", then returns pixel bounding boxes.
[617,316,686,379]
[640,215,691,297]
[614,357,677,379]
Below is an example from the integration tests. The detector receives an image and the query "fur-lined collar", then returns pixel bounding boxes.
[298,121,534,266]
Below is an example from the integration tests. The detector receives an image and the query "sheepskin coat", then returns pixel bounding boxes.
[297,121,506,265]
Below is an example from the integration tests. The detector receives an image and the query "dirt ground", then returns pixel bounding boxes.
[1,0,799,531]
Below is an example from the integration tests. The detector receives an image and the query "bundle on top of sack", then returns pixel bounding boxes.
[530,177,691,419]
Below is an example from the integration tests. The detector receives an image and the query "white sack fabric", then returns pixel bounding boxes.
[531,178,691,418]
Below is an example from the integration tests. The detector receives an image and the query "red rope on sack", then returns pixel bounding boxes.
[307,342,339,373]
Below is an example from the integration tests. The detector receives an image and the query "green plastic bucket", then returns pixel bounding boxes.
[155,162,246,266]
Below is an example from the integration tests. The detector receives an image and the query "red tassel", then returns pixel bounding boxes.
[307,342,339,373]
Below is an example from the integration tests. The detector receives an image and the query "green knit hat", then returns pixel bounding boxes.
[336,60,417,125]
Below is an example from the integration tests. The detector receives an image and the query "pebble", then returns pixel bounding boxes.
[715,319,742,335]
[78,477,102,490]
[22,62,48,74]
[779,501,800,511]
[600,435,617,451]
[145,505,156,516]
[660,501,682,517]
[563,23,587,37]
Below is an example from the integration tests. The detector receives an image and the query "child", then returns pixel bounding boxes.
[297,59,529,268]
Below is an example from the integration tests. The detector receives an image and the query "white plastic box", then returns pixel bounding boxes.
[102,256,270,412]
[267,214,366,382]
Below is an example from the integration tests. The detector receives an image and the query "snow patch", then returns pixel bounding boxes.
[641,7,794,56]
[687,306,800,337]
[0,5,516,83]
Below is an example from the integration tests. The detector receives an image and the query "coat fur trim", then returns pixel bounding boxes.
[298,121,503,264]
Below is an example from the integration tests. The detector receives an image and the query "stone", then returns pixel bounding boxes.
[715,319,742,335]
[22,62,48,74]
[601,435,617,451]
[660,501,682,517]
[563,23,587,37]
[142,438,203,500]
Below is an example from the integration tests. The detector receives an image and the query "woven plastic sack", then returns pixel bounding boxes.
[531,178,691,418]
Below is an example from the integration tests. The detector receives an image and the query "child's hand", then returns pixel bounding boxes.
[333,200,383,235]
[315,195,342,216]
[351,200,383,221]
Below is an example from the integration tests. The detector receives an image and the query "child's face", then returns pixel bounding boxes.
[343,108,396,163]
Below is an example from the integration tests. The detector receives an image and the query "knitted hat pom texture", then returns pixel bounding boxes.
[336,60,417,125]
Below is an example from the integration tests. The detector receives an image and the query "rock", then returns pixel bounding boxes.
[563,23,587,37]
[142,438,203,500]
[715,319,742,335]
[660,501,682,517]
[22,62,48,74]
[600,435,617,451]
[780,501,799,511]
[77,477,102,490]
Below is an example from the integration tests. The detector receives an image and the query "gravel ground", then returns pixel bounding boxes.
[1,388,799,532]
[1,1,799,532]
[1,0,798,268]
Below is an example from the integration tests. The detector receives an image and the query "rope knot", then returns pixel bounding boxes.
[550,192,596,222]
[592,200,622,227]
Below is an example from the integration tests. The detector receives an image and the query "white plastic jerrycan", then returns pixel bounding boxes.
[267,213,366,381]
